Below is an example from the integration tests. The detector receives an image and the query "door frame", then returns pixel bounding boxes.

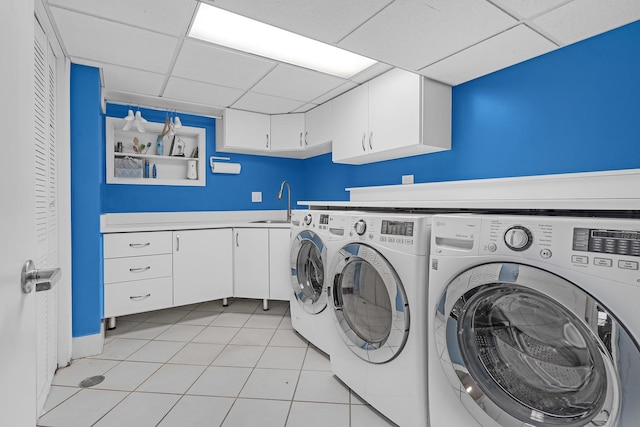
[35,0,72,370]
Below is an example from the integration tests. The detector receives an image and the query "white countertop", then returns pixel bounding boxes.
[101,210,291,233]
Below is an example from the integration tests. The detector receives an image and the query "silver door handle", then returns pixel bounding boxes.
[176,234,180,252]
[129,266,151,273]
[236,232,239,247]
[21,260,61,294]
[369,131,373,150]
[130,294,151,301]
[304,131,308,146]
[266,134,269,148]
[361,134,366,151]
[299,132,303,147]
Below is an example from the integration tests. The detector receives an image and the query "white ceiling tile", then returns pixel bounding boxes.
[532,0,640,45]
[490,0,567,19]
[419,25,557,85]
[102,64,165,96]
[101,65,164,96]
[47,0,197,36]
[232,92,305,114]
[173,40,276,89]
[251,64,347,103]
[164,77,245,107]
[350,62,395,84]
[204,0,393,43]
[311,81,358,104]
[50,7,178,72]
[339,0,518,71]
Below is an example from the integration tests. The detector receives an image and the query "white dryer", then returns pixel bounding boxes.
[429,214,640,427]
[327,212,431,427]
[289,210,343,355]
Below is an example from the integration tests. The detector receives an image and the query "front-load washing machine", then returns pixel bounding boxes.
[327,212,431,427]
[429,214,640,427]
[289,210,344,355]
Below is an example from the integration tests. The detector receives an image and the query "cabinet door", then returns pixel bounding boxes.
[233,228,269,299]
[223,108,271,151]
[173,229,233,306]
[304,101,333,148]
[331,84,369,162]
[368,68,421,153]
[270,113,305,151]
[268,228,291,301]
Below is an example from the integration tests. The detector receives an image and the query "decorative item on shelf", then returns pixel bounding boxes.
[190,146,198,159]
[152,164,157,178]
[187,160,197,180]
[209,156,241,174]
[122,107,147,133]
[115,141,123,153]
[144,159,150,178]
[171,137,186,157]
[156,135,163,156]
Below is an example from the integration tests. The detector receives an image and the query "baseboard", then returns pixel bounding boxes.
[71,324,104,359]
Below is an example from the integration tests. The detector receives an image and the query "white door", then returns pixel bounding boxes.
[34,17,60,415]
[0,1,37,425]
[173,229,233,306]
[270,113,305,151]
[233,228,269,299]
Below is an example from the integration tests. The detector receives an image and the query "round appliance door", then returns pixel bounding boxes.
[435,262,639,427]
[330,243,409,363]
[290,230,327,314]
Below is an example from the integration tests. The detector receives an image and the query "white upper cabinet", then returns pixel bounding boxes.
[270,113,305,151]
[219,108,271,152]
[304,100,334,149]
[217,107,331,159]
[332,83,369,161]
[332,68,451,164]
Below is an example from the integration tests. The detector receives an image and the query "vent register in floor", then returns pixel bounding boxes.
[38,299,396,427]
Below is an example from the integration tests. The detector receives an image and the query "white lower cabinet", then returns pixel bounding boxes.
[103,231,173,318]
[104,225,290,319]
[173,229,233,306]
[233,228,269,299]
[269,228,291,300]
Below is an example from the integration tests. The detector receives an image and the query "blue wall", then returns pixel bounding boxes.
[70,21,640,337]
[70,64,104,337]
[303,20,640,201]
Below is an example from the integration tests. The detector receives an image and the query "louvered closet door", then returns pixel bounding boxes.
[34,18,58,414]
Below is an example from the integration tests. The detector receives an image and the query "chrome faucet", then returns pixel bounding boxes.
[278,180,291,222]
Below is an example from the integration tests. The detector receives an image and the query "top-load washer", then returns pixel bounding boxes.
[289,209,344,355]
[327,211,432,427]
[428,214,640,427]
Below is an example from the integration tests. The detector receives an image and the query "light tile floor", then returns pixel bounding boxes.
[38,298,397,427]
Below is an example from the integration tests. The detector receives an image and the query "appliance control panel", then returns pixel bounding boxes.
[432,214,640,284]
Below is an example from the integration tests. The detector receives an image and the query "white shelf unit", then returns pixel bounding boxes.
[106,117,206,186]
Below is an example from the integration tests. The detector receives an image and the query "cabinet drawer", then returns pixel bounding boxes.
[104,277,173,318]
[104,231,172,258]
[104,254,172,284]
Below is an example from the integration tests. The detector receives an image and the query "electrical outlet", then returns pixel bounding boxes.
[402,175,414,185]
[251,192,262,202]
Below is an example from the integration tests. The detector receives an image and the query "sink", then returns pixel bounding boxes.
[251,219,290,224]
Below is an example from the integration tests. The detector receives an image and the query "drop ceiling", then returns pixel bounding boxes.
[45,0,640,116]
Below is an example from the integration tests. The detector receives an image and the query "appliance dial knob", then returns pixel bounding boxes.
[354,220,367,236]
[504,226,533,251]
[303,214,312,225]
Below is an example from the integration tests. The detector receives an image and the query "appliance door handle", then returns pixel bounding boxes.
[176,234,180,252]
[130,293,151,301]
[332,274,343,310]
[236,232,239,247]
[129,266,151,273]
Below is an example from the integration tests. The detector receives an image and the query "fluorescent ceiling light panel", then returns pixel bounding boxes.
[189,3,377,78]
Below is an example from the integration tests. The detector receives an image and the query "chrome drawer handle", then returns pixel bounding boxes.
[129,242,150,248]
[129,266,151,273]
[130,294,151,301]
